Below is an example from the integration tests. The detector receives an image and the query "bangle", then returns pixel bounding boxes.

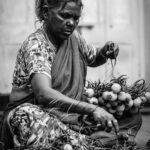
[73,101,99,116]
[87,103,99,116]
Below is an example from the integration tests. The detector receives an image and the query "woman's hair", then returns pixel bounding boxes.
[35,0,83,22]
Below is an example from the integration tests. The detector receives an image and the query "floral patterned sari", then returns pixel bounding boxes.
[8,103,90,150]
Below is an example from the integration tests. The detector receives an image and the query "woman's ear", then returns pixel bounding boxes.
[43,5,49,19]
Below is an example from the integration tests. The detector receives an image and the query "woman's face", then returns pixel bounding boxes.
[46,1,82,42]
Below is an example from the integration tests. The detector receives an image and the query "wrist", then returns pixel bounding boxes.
[100,46,108,58]
[74,101,98,116]
[87,103,99,116]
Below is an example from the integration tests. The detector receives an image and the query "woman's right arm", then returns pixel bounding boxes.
[31,73,97,115]
[31,73,119,133]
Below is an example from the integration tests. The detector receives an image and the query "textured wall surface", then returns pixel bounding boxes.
[0,0,35,93]
[144,0,150,87]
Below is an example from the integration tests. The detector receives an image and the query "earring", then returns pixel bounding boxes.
[44,13,48,19]
[43,5,49,19]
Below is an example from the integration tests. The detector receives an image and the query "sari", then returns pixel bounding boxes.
[0,30,92,149]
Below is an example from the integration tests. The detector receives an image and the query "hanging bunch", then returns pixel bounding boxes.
[84,75,150,118]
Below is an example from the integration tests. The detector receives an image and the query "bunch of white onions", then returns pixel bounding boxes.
[84,78,150,118]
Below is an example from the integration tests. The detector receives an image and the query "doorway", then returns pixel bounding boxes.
[80,0,144,84]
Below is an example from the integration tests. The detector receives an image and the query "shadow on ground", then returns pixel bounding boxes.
[135,107,150,149]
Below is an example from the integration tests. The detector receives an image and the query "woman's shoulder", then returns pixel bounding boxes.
[25,29,45,45]
[20,28,50,52]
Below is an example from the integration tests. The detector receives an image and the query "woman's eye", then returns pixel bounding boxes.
[74,16,79,21]
[60,13,80,22]
[61,13,70,19]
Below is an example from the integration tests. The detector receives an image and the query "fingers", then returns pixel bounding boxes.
[113,44,119,56]
[105,120,113,132]
[93,107,119,133]
[96,118,105,130]
[112,119,119,134]
[106,41,114,46]
[105,41,119,59]
[107,120,113,128]
[98,119,118,133]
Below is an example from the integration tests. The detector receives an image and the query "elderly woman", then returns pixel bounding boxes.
[0,0,141,149]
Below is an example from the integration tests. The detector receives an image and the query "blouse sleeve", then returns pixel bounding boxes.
[23,35,55,81]
[75,31,107,67]
[75,31,96,65]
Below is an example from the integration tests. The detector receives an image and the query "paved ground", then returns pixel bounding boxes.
[135,107,150,149]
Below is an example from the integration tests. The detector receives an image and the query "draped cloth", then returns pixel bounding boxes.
[51,33,86,101]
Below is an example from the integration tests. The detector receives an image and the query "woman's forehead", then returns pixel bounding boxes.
[58,1,82,13]
[63,2,81,11]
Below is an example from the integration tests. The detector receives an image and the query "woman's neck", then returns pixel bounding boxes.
[42,25,62,48]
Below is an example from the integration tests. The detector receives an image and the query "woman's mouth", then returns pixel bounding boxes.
[63,30,72,36]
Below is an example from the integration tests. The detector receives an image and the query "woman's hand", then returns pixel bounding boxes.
[93,107,119,133]
[101,41,119,59]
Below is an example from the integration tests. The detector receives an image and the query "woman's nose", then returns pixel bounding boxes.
[66,19,75,27]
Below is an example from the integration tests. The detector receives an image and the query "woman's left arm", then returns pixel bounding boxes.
[76,31,119,67]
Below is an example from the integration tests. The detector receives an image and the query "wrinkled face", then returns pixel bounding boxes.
[46,1,82,42]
